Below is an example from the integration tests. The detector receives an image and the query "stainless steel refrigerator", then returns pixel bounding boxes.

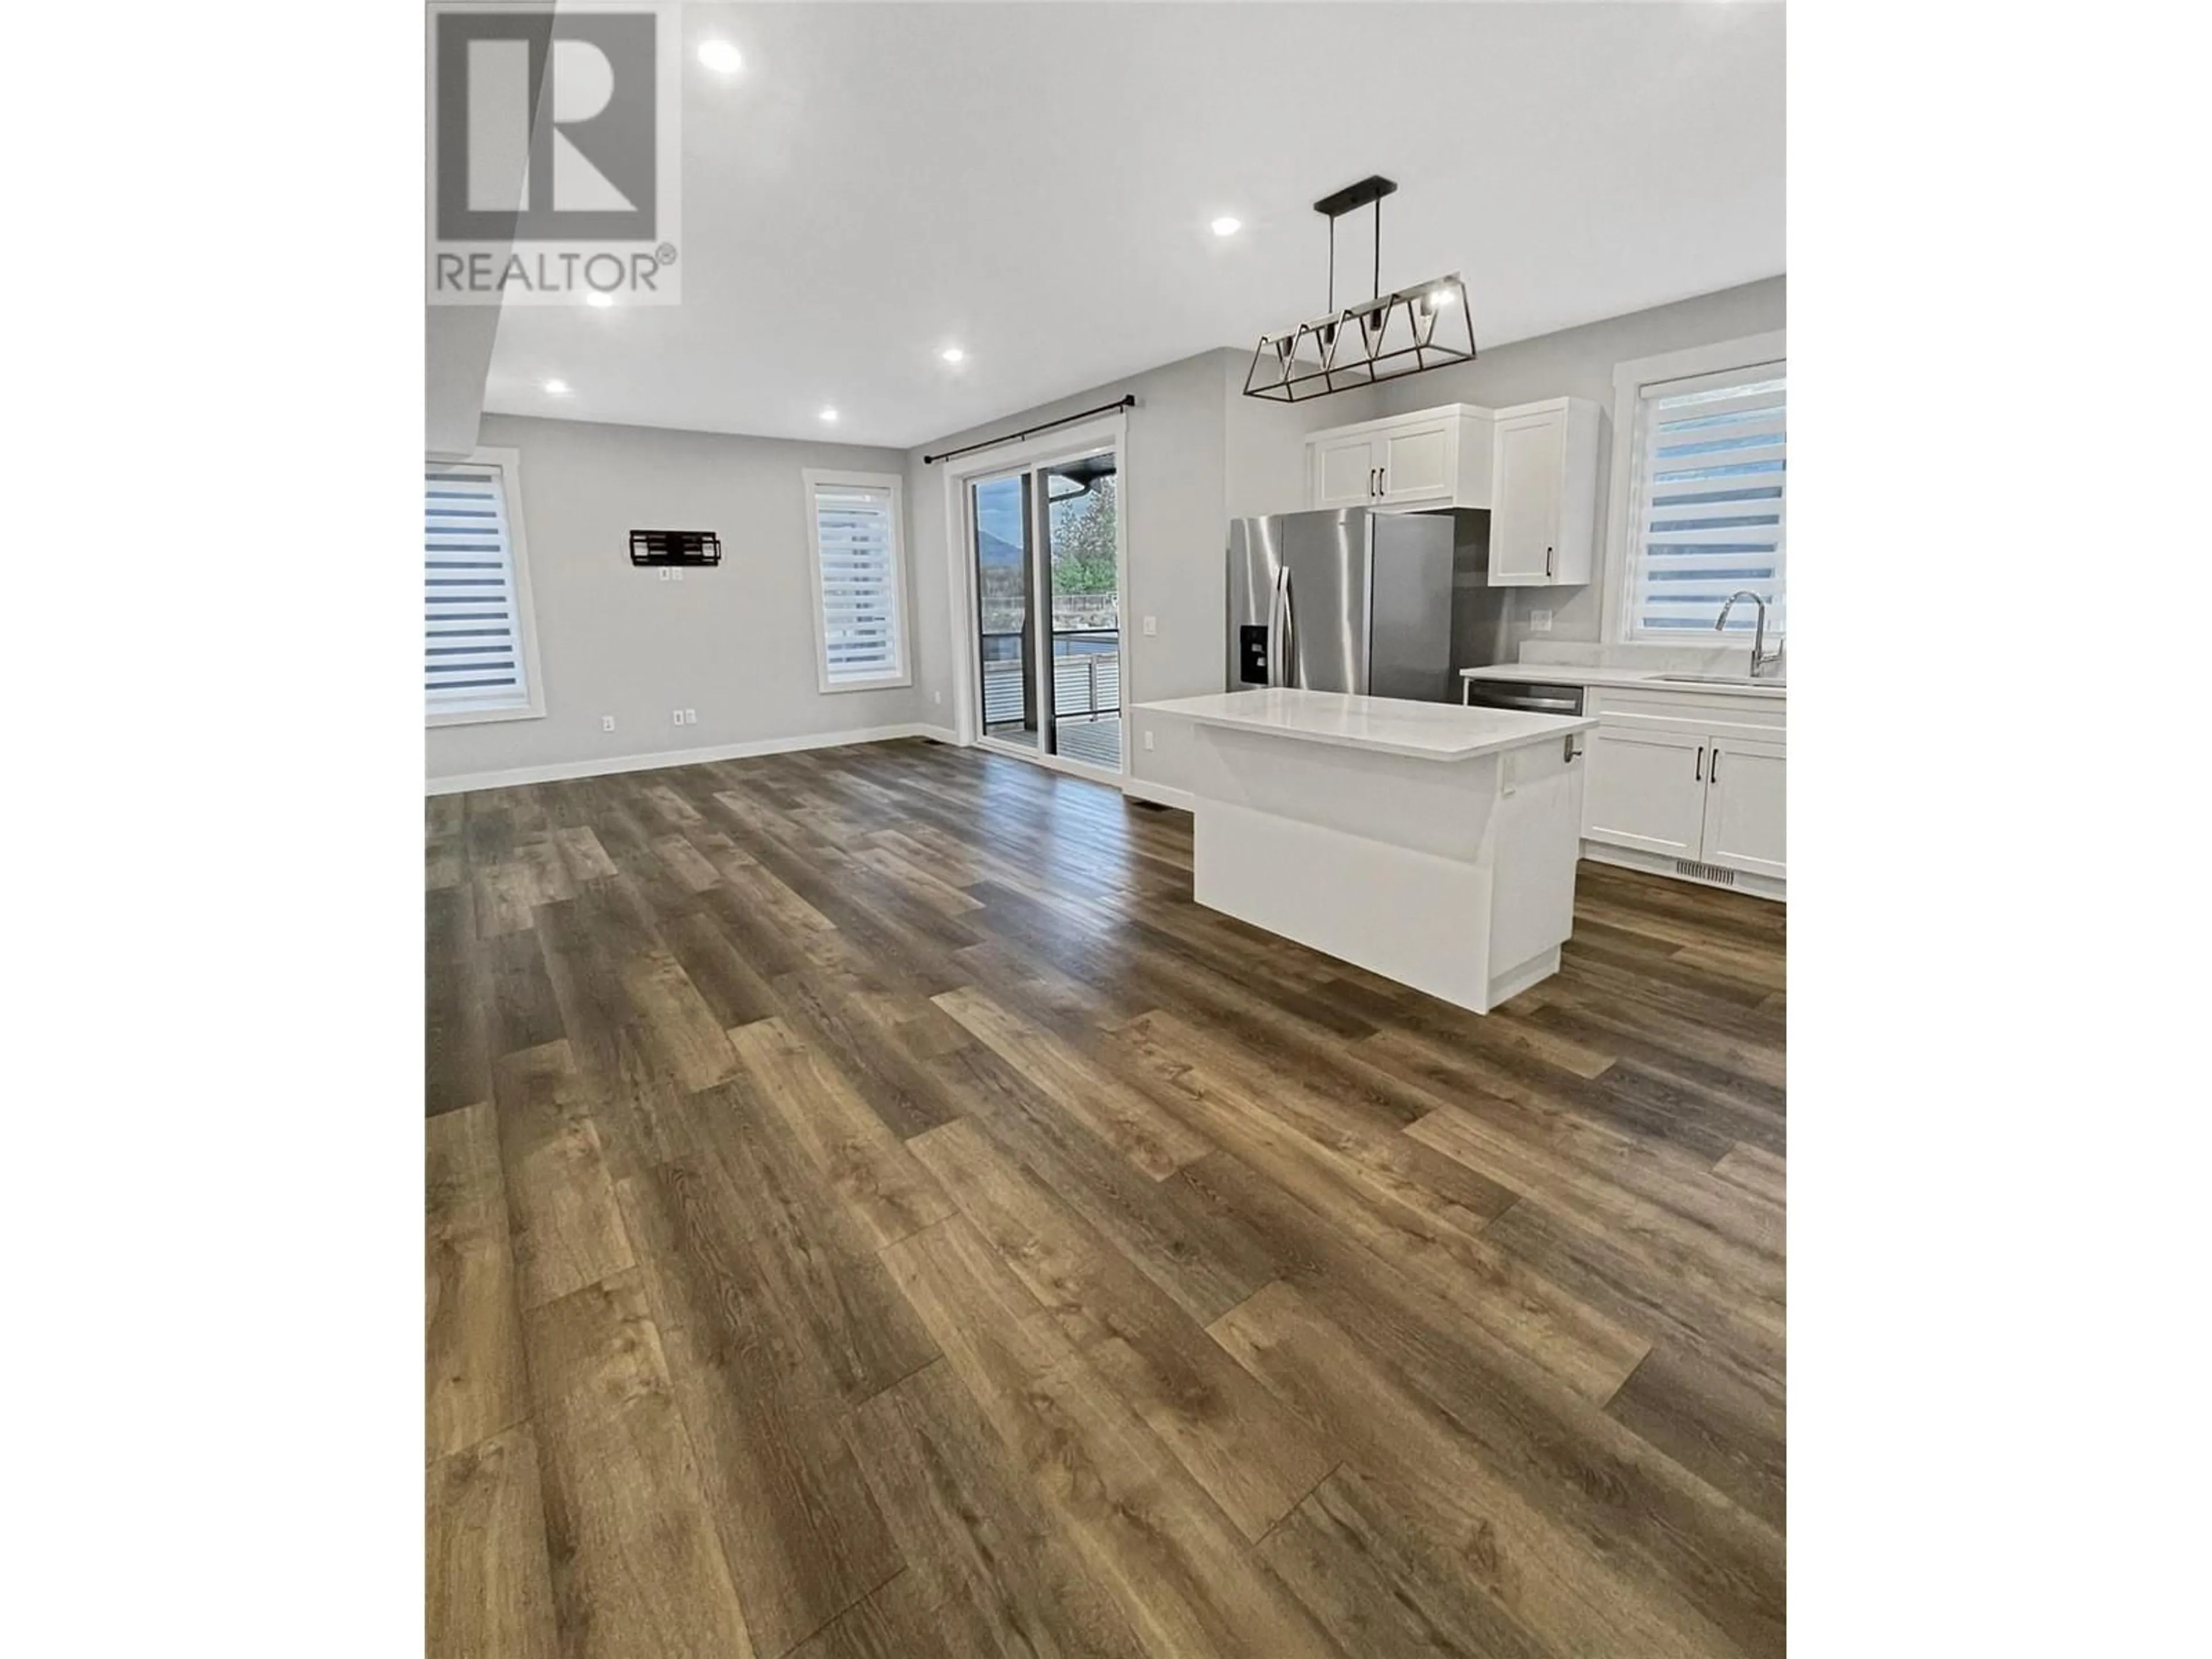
[1226,508,1456,701]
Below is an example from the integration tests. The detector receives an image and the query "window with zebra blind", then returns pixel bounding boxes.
[425,451,543,724]
[804,470,911,691]
[1608,335,1786,645]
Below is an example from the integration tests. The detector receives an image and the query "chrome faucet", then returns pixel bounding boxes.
[1715,590,1783,679]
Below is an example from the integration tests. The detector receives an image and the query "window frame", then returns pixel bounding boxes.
[425,445,547,728]
[804,468,912,695]
[1600,331,1786,649]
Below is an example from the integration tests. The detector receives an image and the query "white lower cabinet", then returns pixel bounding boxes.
[1583,726,1709,858]
[1580,689,1786,895]
[1700,736,1786,880]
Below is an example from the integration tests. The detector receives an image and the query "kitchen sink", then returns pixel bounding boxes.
[1654,673,1786,687]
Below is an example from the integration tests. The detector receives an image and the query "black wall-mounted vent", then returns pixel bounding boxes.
[630,530,722,567]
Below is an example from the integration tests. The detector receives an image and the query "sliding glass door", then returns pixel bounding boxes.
[968,443,1122,774]
[970,471,1038,749]
[1041,456,1120,768]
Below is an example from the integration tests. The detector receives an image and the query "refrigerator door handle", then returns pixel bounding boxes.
[1269,567,1296,688]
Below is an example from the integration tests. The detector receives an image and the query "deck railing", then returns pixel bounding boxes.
[979,632,1120,726]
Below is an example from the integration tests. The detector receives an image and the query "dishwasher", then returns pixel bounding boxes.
[1460,678,1586,717]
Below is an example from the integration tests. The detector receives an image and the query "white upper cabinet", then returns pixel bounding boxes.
[1302,404,1495,511]
[1486,397,1602,586]
[1311,431,1387,509]
[1299,399,1598,585]
[1376,416,1460,503]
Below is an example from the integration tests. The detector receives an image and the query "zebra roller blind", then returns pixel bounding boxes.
[425,462,531,715]
[1627,365,1786,638]
[808,477,907,687]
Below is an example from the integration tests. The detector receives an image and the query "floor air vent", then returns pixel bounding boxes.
[1673,857,1737,885]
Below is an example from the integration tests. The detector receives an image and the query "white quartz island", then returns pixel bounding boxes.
[1138,688,1596,1014]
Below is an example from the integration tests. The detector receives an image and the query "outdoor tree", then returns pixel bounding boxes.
[1050,476,1118,593]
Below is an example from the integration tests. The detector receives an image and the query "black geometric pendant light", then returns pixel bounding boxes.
[1243,175,1477,403]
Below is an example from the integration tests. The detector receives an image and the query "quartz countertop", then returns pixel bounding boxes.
[1138,688,1593,762]
[1462,662,1787,699]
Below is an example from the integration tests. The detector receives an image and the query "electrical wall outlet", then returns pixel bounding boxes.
[1142,615,1157,637]
[672,569,684,582]
[601,715,615,732]
[1143,729,1155,752]
[1530,609,1554,633]
[672,709,684,726]
[684,709,697,725]
[658,569,671,583]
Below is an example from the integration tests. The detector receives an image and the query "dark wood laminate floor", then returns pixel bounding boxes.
[426,738,1785,1659]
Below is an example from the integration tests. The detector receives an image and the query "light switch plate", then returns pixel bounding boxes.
[1143,730,1154,751]
[601,715,615,732]
[1142,616,1157,637]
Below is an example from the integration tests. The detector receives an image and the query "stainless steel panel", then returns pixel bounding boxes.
[1367,513,1455,702]
[1446,512,1514,676]
[1226,516,1282,688]
[1277,507,1372,694]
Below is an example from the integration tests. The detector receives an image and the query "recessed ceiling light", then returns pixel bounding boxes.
[819,407,839,423]
[585,291,613,309]
[697,40,743,74]
[1211,217,1243,237]
[940,346,965,364]
[543,378,571,395]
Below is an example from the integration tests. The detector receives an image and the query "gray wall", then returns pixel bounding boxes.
[427,414,926,785]
[907,349,1234,798]
[1223,355,1384,520]
[1372,275,1786,651]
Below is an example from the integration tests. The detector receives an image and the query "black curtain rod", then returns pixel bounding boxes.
[922,395,1137,465]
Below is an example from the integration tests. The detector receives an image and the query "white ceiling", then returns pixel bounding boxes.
[481,2,1784,449]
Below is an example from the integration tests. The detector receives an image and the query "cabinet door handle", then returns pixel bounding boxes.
[1710,746,1722,783]
[1695,744,1705,782]
[1544,546,1554,578]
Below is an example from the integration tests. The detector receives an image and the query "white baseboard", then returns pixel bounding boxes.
[1122,777,1195,813]
[1581,839,1786,903]
[426,722,951,796]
